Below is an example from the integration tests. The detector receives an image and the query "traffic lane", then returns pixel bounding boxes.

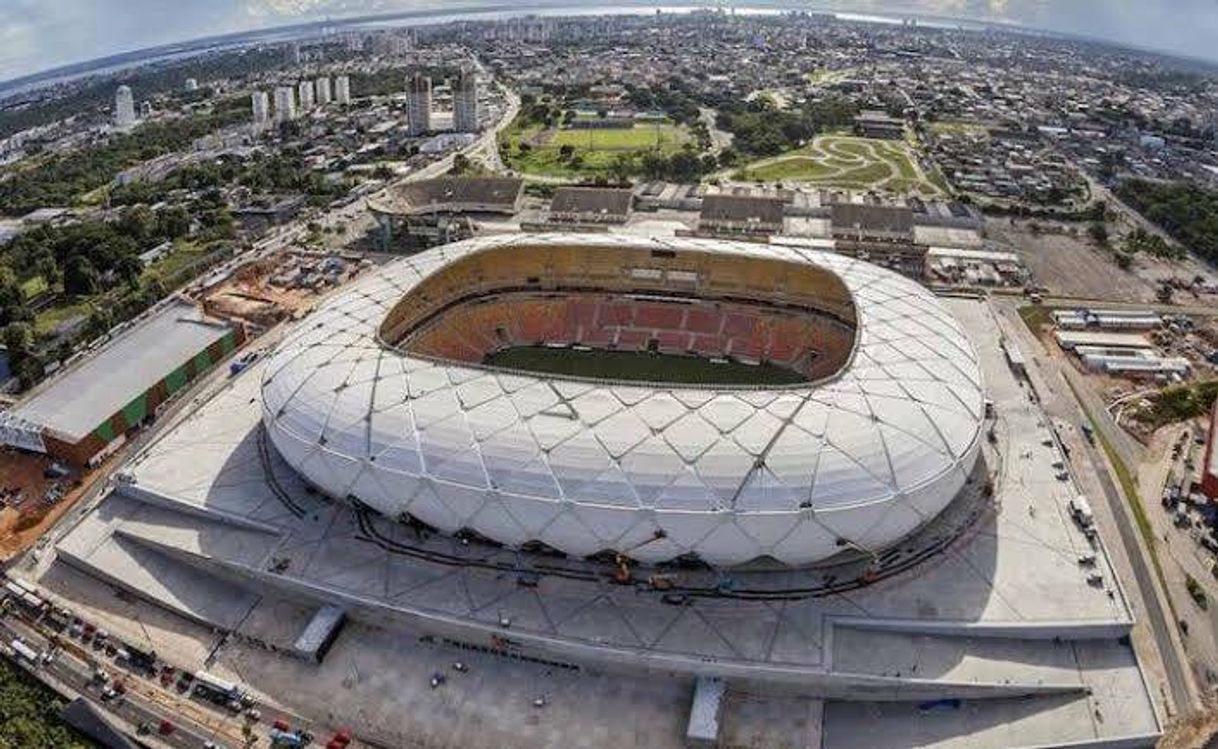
[1,617,236,748]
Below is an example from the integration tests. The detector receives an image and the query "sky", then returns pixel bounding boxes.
[2,0,1218,83]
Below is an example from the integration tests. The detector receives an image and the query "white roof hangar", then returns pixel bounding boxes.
[260,234,984,567]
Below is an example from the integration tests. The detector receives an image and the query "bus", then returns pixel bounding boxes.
[192,670,241,705]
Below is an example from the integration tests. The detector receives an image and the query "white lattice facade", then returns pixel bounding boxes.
[261,234,984,567]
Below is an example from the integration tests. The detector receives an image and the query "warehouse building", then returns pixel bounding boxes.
[0,299,244,465]
[1052,309,1163,330]
[854,110,906,140]
[1054,331,1154,351]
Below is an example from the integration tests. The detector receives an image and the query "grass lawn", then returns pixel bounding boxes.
[484,346,806,386]
[734,135,938,194]
[738,157,839,182]
[77,184,110,207]
[500,115,691,178]
[549,123,687,151]
[835,162,895,185]
[35,300,92,336]
[878,144,919,180]
[142,239,209,286]
[20,275,48,299]
[1017,304,1053,335]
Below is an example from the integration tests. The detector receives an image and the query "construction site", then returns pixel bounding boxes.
[197,249,373,331]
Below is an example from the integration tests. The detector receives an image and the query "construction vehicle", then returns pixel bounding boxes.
[613,530,667,584]
[646,574,677,590]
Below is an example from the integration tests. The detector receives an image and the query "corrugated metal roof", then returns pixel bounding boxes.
[12,299,234,443]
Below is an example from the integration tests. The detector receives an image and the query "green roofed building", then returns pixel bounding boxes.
[0,297,244,465]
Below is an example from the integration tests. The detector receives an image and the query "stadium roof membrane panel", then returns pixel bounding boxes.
[261,234,984,566]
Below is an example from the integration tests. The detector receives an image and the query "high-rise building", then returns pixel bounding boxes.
[452,69,480,133]
[274,86,297,124]
[252,91,271,128]
[335,76,351,106]
[114,85,136,127]
[287,42,302,65]
[315,77,332,105]
[297,80,315,111]
[406,73,432,136]
[138,101,153,119]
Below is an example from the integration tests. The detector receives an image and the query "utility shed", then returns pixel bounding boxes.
[686,676,726,748]
[293,605,346,663]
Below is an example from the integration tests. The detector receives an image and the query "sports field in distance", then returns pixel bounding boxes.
[548,123,686,150]
[484,346,807,386]
[735,135,945,195]
[499,117,690,179]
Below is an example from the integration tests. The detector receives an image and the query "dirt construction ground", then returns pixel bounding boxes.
[988,220,1158,302]
[0,450,92,560]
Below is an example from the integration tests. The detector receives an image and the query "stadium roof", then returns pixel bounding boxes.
[549,186,633,217]
[831,203,915,237]
[369,177,524,216]
[261,234,984,567]
[700,194,785,225]
[12,298,233,443]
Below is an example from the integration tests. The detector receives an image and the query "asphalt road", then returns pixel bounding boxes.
[1077,435,1195,713]
[1,615,236,749]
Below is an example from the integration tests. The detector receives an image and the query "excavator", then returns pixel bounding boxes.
[613,530,668,585]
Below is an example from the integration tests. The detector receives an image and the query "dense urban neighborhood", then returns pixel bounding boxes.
[0,7,1217,749]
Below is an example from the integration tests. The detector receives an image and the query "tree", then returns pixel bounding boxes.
[115,252,144,287]
[608,153,636,185]
[118,205,156,243]
[63,255,100,296]
[0,265,26,326]
[84,308,114,339]
[558,144,576,161]
[1088,222,1109,247]
[156,205,192,239]
[3,321,32,357]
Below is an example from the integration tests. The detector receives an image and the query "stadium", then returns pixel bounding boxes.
[260,233,984,568]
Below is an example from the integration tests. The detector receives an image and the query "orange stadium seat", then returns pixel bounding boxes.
[634,303,684,331]
[684,307,723,336]
[654,330,688,354]
[614,329,649,351]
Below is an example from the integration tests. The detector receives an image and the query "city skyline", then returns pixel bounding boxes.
[4,0,1218,85]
